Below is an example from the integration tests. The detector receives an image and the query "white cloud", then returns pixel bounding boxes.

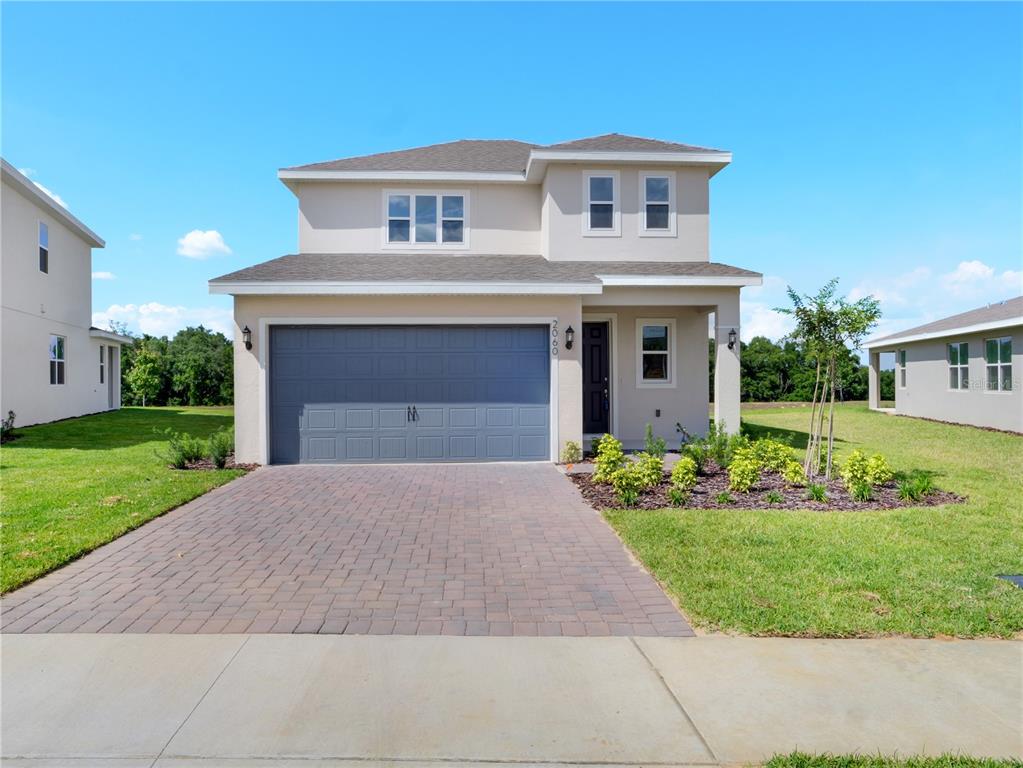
[176,229,232,259]
[18,168,68,209]
[91,271,116,280]
[92,302,233,338]
[129,233,143,241]
[940,259,1021,299]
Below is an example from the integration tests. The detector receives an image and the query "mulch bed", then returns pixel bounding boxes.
[178,453,259,472]
[569,460,964,511]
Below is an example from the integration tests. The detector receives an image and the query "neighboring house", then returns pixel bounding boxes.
[210,134,762,464]
[1,160,131,427]
[866,296,1022,433]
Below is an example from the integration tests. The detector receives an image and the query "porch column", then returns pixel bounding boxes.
[713,295,741,435]
[867,350,880,410]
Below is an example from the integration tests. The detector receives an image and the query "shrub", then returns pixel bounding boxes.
[839,449,870,493]
[806,483,828,502]
[764,490,784,504]
[715,490,735,505]
[634,451,664,490]
[681,441,709,474]
[644,424,667,458]
[560,440,582,464]
[850,482,873,502]
[0,410,16,443]
[667,487,690,507]
[208,428,234,469]
[670,455,698,492]
[610,464,644,507]
[781,460,806,486]
[681,420,748,469]
[158,428,206,469]
[751,439,794,473]
[898,473,934,502]
[593,434,626,484]
[866,454,895,485]
[727,446,761,493]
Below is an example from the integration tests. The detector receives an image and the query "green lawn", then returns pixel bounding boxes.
[766,754,1020,768]
[605,404,1023,638]
[1,407,245,593]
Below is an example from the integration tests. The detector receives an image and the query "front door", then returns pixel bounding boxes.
[582,322,610,434]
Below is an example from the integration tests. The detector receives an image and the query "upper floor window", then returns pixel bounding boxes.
[49,335,66,385]
[584,171,620,236]
[898,349,907,388]
[948,341,968,390]
[640,172,676,236]
[985,336,1012,392]
[39,222,49,273]
[385,191,467,247]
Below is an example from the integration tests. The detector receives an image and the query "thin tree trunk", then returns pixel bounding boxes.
[814,371,828,476]
[804,359,822,476]
[825,356,837,479]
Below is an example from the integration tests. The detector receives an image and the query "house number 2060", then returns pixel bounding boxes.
[551,319,559,357]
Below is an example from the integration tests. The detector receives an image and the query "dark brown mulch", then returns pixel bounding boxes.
[0,433,20,445]
[178,453,259,472]
[569,461,964,511]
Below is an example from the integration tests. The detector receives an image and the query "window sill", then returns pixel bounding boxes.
[583,230,621,238]
[381,241,470,251]
[637,379,676,389]
[639,230,677,238]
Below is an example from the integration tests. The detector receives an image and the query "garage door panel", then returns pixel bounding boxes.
[379,408,407,429]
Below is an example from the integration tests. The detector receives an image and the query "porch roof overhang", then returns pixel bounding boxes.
[89,327,134,344]
[209,254,762,296]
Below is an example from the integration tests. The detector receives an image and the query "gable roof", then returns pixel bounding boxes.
[865,296,1023,348]
[282,133,728,176]
[1,159,105,248]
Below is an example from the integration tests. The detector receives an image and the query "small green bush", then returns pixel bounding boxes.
[1,410,16,443]
[782,460,806,486]
[839,449,870,492]
[681,441,709,474]
[644,424,667,458]
[764,490,784,504]
[705,420,749,468]
[850,482,873,502]
[727,446,761,493]
[667,487,690,507]
[208,428,234,469]
[715,490,735,505]
[560,440,582,464]
[634,451,664,489]
[752,439,794,473]
[866,453,895,485]
[806,483,828,502]
[610,464,644,507]
[670,455,699,492]
[898,473,934,502]
[158,428,206,469]
[593,434,626,484]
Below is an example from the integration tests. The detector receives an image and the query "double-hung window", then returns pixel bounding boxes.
[898,350,907,388]
[640,172,676,235]
[948,341,969,390]
[985,336,1012,391]
[49,335,66,385]
[99,346,106,384]
[385,191,466,247]
[39,222,49,273]
[584,171,620,235]
[637,319,675,387]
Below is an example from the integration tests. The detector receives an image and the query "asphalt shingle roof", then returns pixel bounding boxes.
[210,254,760,284]
[869,296,1023,344]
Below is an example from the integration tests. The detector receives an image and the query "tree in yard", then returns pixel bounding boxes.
[167,326,233,406]
[125,340,164,407]
[777,279,881,479]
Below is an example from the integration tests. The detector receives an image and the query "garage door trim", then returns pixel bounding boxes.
[254,316,561,464]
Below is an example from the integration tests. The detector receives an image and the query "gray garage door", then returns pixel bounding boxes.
[270,325,551,463]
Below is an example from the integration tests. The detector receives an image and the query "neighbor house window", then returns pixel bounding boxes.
[39,222,49,273]
[99,346,105,384]
[985,336,1012,391]
[640,172,676,235]
[49,335,66,385]
[584,171,620,235]
[385,191,467,246]
[898,350,907,388]
[637,319,675,387]
[948,341,969,390]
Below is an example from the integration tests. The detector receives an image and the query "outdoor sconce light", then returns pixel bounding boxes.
[242,325,252,351]
[565,325,575,350]
[727,328,737,350]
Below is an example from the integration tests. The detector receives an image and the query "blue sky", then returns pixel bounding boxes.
[3,2,1020,342]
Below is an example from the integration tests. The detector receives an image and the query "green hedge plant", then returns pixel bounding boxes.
[610,464,644,507]
[634,451,664,489]
[782,460,806,486]
[560,440,582,464]
[208,428,234,469]
[727,446,761,493]
[593,434,625,483]
[670,455,698,493]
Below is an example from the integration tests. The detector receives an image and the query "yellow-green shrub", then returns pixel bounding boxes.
[752,439,794,473]
[781,459,806,486]
[634,451,664,489]
[610,464,644,507]
[593,434,625,483]
[728,446,761,493]
[670,455,698,492]
[839,449,870,492]
[866,453,894,485]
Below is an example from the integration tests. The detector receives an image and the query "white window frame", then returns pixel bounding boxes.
[897,349,907,388]
[947,341,969,391]
[99,345,106,384]
[639,171,676,237]
[582,171,620,237]
[984,336,1012,393]
[382,190,469,249]
[49,334,66,386]
[636,318,676,389]
[39,221,49,273]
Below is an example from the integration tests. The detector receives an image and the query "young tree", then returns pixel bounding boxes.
[778,279,880,479]
[125,339,164,407]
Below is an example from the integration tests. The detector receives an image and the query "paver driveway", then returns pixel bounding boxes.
[1,464,692,636]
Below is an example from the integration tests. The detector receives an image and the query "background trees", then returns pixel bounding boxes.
[119,326,233,406]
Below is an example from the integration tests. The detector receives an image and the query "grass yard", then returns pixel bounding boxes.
[1,407,245,593]
[765,754,1020,768]
[605,404,1023,638]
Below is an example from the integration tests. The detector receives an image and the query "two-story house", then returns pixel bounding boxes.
[1,160,130,427]
[210,134,762,464]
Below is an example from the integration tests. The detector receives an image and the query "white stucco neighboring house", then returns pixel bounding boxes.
[866,296,1022,433]
[210,134,762,464]
[1,160,131,427]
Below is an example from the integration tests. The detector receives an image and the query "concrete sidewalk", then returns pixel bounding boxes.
[2,635,1020,766]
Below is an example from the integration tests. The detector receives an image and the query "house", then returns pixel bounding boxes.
[1,160,131,427]
[210,134,762,464]
[865,296,1022,433]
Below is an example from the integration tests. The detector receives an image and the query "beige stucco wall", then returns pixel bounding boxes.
[542,165,710,262]
[0,177,118,426]
[231,294,584,463]
[295,182,541,255]
[885,328,1022,432]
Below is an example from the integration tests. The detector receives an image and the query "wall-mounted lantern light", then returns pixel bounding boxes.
[242,325,253,351]
[565,325,575,350]
[727,328,737,350]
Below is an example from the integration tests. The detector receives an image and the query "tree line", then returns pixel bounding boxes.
[114,325,233,406]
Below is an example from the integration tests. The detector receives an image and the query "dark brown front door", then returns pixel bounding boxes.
[582,322,610,434]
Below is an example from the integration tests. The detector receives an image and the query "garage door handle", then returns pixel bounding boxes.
[407,406,412,422]
[412,405,418,421]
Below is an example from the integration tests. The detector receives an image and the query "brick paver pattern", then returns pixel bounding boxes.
[1,464,693,637]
